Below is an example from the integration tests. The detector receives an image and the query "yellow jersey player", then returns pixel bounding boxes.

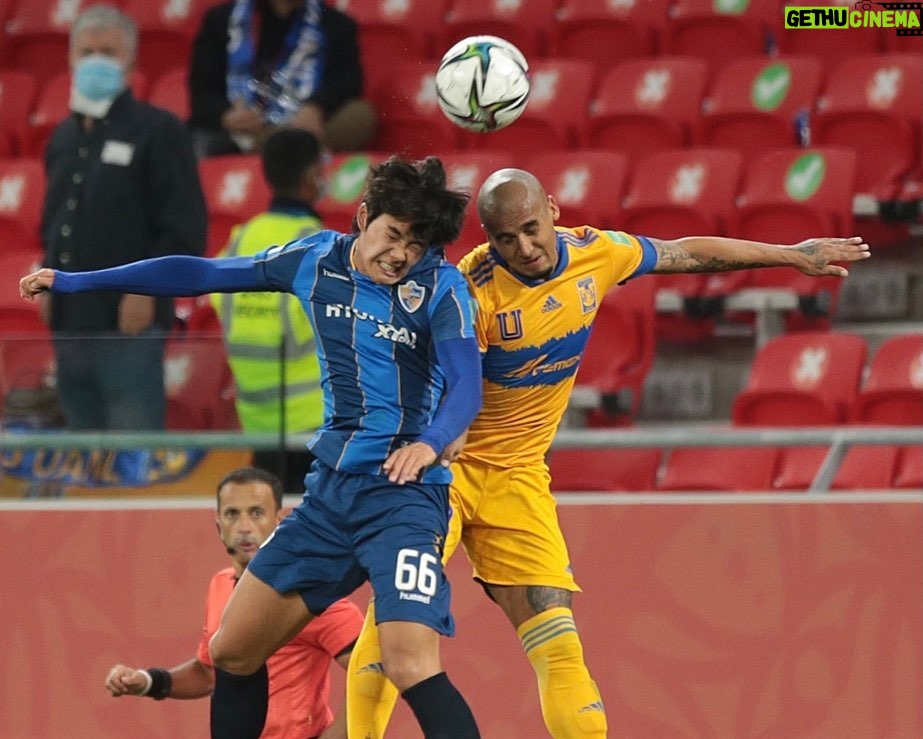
[346,168,871,738]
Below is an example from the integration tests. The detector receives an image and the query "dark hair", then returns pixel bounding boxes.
[261,128,322,195]
[359,156,469,248]
[216,467,284,510]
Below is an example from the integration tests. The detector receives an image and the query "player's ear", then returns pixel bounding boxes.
[547,195,561,222]
[356,201,368,231]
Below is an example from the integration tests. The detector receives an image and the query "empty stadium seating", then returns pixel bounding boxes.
[315,150,388,234]
[524,149,629,230]
[549,447,662,492]
[854,334,923,425]
[0,70,37,157]
[731,331,867,426]
[198,154,271,256]
[122,0,210,82]
[147,66,190,121]
[2,0,75,85]
[583,57,707,164]
[439,0,558,59]
[456,58,596,155]
[0,250,46,336]
[700,55,823,159]
[164,335,239,431]
[813,53,922,198]
[892,446,922,489]
[656,446,780,491]
[0,156,45,254]
[772,445,901,490]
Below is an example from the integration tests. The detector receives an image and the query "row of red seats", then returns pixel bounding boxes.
[554,331,923,491]
[370,53,921,200]
[550,442,921,491]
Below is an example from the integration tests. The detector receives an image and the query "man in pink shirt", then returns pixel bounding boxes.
[105,466,363,738]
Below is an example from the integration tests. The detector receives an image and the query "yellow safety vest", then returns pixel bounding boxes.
[211,210,324,434]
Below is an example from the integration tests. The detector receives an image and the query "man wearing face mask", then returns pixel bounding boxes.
[41,4,207,432]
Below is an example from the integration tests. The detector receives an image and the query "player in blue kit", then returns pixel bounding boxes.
[20,156,483,739]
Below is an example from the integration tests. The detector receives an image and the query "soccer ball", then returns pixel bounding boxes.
[434,35,530,133]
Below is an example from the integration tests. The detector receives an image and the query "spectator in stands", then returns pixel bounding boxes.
[104,466,363,739]
[188,0,377,159]
[42,5,206,432]
[344,168,873,739]
[212,128,326,493]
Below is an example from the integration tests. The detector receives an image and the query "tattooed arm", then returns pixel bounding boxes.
[650,236,870,277]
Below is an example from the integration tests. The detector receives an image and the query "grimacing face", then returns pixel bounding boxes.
[70,25,133,70]
[216,481,283,575]
[481,185,561,280]
[352,203,427,285]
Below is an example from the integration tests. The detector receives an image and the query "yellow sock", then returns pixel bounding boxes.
[518,607,608,738]
[346,599,400,739]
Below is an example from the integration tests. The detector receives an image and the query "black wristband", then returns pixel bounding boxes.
[146,667,172,700]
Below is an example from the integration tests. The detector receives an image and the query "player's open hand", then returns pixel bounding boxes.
[104,664,150,697]
[384,441,438,485]
[19,268,55,300]
[792,236,870,277]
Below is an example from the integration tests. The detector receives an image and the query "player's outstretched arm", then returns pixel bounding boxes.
[649,235,870,277]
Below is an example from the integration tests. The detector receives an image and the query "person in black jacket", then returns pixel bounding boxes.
[188,0,378,158]
[42,4,207,431]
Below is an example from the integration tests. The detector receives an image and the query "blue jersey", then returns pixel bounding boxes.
[256,231,476,481]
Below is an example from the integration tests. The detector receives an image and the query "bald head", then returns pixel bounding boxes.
[476,168,546,225]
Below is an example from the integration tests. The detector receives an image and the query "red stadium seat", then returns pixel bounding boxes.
[813,54,922,198]
[0,157,45,254]
[656,446,780,491]
[773,445,901,490]
[456,58,595,155]
[2,0,80,85]
[439,0,558,59]
[550,0,670,78]
[574,277,656,421]
[147,67,189,121]
[0,251,47,337]
[0,71,38,157]
[122,0,211,82]
[316,150,388,234]
[338,0,447,81]
[198,154,271,257]
[524,149,629,230]
[549,448,662,492]
[583,57,707,165]
[436,149,518,262]
[893,446,922,490]
[777,0,884,64]
[731,331,867,426]
[732,147,857,325]
[662,0,779,75]
[164,335,239,431]
[368,60,461,158]
[854,334,923,425]
[700,55,823,159]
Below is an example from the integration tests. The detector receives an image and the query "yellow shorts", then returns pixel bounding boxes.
[446,460,580,591]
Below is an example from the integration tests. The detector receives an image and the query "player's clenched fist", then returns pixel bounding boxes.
[19,268,55,300]
[104,664,152,697]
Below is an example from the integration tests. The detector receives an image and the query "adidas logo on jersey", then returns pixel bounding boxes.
[541,295,563,313]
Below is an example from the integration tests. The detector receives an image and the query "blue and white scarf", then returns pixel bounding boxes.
[226,0,324,124]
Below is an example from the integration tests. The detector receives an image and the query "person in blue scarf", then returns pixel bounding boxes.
[189,0,377,158]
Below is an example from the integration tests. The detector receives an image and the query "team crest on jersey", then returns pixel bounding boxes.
[576,277,597,314]
[397,280,425,313]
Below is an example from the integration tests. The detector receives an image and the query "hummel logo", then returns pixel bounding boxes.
[578,701,606,714]
[541,295,563,313]
[323,268,349,281]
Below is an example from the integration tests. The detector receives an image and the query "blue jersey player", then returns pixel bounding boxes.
[21,156,483,739]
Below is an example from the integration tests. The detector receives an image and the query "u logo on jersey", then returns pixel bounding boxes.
[577,277,597,314]
[497,309,524,340]
[397,280,425,313]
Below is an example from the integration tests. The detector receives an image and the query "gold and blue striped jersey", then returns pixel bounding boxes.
[457,226,655,467]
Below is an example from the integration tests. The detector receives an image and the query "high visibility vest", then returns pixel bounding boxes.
[211,210,324,434]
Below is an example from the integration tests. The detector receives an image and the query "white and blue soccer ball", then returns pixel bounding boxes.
[434,35,530,133]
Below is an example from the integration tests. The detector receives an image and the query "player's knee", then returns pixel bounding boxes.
[381,653,439,693]
[209,634,261,675]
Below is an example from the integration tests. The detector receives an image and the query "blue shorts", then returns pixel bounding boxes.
[247,461,455,635]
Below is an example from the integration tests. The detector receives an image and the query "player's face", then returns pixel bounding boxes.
[483,193,561,280]
[216,481,283,575]
[353,204,427,285]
